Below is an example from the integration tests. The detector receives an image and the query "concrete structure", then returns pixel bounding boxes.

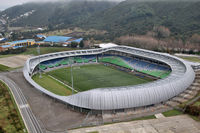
[69,115,200,133]
[23,46,195,111]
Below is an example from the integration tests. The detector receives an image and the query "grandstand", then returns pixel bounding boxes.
[39,54,170,79]
[98,56,170,79]
[23,45,195,112]
[39,55,97,70]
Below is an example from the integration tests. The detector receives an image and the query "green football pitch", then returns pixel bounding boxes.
[46,64,153,92]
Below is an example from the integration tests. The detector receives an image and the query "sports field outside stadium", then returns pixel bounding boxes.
[33,64,153,96]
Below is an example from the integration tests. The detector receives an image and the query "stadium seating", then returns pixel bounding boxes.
[74,57,83,63]
[40,54,171,79]
[99,57,132,69]
[99,55,171,79]
[40,55,97,69]
[39,64,47,70]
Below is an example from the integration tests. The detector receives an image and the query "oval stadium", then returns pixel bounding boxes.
[23,45,195,112]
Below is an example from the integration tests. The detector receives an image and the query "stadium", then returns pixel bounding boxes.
[23,45,195,113]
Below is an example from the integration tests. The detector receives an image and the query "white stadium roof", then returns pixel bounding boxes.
[96,43,118,48]
[23,46,195,110]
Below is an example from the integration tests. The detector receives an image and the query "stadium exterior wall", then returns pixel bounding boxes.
[23,46,195,110]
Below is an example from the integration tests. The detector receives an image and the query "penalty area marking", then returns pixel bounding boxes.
[48,75,78,93]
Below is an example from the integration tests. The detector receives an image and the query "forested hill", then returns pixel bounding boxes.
[1,0,200,39]
[82,0,200,39]
[0,1,117,27]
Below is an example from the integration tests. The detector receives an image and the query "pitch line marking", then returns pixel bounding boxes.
[48,75,78,93]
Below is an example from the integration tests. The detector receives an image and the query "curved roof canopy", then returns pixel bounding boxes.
[23,46,195,110]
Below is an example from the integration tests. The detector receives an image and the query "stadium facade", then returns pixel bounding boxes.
[23,46,195,111]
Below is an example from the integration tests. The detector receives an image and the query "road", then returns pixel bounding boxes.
[0,73,44,133]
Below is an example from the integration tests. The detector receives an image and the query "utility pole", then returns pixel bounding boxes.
[70,57,74,94]
[37,45,42,78]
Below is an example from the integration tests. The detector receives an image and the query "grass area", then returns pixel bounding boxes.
[0,54,18,58]
[177,56,200,63]
[188,115,200,122]
[0,64,10,72]
[48,64,152,92]
[162,109,183,117]
[131,115,156,121]
[0,47,78,58]
[0,80,27,133]
[193,100,200,106]
[179,92,200,108]
[32,74,72,96]
[22,47,77,56]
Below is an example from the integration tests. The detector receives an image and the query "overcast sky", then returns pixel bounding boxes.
[0,0,122,11]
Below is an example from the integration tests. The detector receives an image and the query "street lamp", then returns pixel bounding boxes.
[37,45,42,78]
[70,57,74,94]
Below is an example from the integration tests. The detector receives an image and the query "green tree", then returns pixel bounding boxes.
[79,40,84,48]
[71,42,78,48]
[0,126,5,133]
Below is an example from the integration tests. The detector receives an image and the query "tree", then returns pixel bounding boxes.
[153,26,170,39]
[71,42,78,48]
[79,40,84,48]
[190,34,200,44]
[0,126,5,133]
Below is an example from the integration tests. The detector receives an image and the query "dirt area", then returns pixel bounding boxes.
[0,55,32,68]
[5,71,88,132]
[70,115,200,133]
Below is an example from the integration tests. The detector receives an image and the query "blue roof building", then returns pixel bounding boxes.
[1,45,11,48]
[44,36,72,43]
[8,39,35,45]
[0,38,7,42]
[36,34,46,38]
[14,45,24,48]
[67,38,83,43]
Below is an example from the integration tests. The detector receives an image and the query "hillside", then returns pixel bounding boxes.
[82,0,200,39]
[0,1,117,27]
[0,0,200,40]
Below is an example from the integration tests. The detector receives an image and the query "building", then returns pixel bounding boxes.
[7,39,35,47]
[63,38,83,46]
[0,45,12,51]
[0,38,7,43]
[0,39,35,52]
[36,34,46,39]
[43,36,72,43]
[43,36,83,46]
[68,38,83,43]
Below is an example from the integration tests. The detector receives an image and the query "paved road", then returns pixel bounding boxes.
[0,74,44,133]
